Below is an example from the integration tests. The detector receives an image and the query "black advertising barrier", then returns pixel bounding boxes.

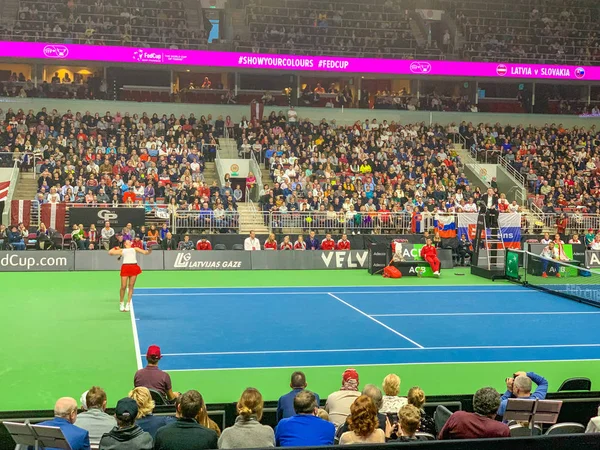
[69,207,147,228]
[368,243,390,274]
[0,250,75,271]
[163,250,253,270]
[586,250,600,268]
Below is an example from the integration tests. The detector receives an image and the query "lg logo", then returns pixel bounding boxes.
[98,210,118,221]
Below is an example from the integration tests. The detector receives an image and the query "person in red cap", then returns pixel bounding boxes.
[109,239,152,312]
[134,345,180,402]
[325,368,361,428]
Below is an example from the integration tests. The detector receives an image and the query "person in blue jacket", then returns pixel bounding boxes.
[34,397,90,450]
[275,390,334,447]
[497,371,548,418]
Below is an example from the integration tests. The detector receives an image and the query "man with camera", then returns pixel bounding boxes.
[497,371,548,418]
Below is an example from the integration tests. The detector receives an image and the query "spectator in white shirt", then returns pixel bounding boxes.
[287,107,297,123]
[48,187,61,203]
[244,230,261,251]
[101,221,115,249]
[508,201,520,213]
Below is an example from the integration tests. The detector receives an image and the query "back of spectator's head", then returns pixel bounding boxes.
[382,374,401,397]
[115,397,138,428]
[398,405,421,437]
[317,408,330,421]
[514,375,533,396]
[80,390,89,411]
[178,390,204,419]
[407,387,426,409]
[55,397,78,423]
[348,395,379,437]
[342,368,359,389]
[473,387,501,417]
[362,384,383,410]
[128,387,155,419]
[237,387,264,421]
[86,386,107,411]
[146,344,161,365]
[293,390,318,415]
[290,371,307,389]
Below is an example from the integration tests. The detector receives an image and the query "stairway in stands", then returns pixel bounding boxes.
[218,138,239,158]
[237,203,269,234]
[12,172,38,201]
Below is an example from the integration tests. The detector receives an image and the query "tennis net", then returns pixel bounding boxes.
[505,249,600,308]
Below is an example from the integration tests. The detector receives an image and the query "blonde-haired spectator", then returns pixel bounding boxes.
[197,397,222,437]
[128,387,174,439]
[317,409,330,422]
[380,374,408,414]
[407,386,436,435]
[218,388,274,448]
[385,405,421,442]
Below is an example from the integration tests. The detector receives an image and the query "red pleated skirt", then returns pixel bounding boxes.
[120,264,142,277]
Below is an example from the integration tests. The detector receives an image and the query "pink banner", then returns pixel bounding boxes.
[0,41,596,81]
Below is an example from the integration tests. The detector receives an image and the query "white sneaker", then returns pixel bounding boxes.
[119,303,125,312]
[434,271,440,277]
[125,303,131,312]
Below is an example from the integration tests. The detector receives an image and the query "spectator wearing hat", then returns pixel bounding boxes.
[325,369,362,427]
[134,345,180,402]
[275,390,335,447]
[277,371,320,422]
[98,397,153,450]
[35,397,90,450]
[154,390,218,450]
[74,387,117,446]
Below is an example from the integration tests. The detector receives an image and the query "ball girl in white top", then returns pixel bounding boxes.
[109,239,151,312]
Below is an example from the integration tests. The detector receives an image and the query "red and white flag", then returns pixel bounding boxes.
[41,203,66,234]
[0,181,9,202]
[11,199,31,227]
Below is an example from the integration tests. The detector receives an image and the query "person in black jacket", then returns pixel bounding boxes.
[161,232,177,251]
[457,234,473,266]
[99,397,153,450]
[154,390,218,450]
[479,188,499,228]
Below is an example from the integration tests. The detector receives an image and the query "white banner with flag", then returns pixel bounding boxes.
[416,9,443,21]
[457,213,521,249]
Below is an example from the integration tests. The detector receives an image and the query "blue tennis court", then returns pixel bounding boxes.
[131,285,600,372]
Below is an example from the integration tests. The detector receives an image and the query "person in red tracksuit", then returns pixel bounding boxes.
[280,235,293,250]
[294,234,306,250]
[196,237,212,250]
[420,238,441,277]
[264,233,278,250]
[337,233,351,250]
[320,233,336,250]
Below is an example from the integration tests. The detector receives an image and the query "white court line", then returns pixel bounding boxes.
[327,293,424,348]
[129,302,143,370]
[162,342,600,357]
[165,358,600,372]
[371,311,600,317]
[135,283,513,290]
[133,289,533,297]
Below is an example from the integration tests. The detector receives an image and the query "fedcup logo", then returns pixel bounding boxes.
[43,45,69,58]
[132,49,163,63]
[575,67,586,79]
[409,61,432,74]
[496,64,507,76]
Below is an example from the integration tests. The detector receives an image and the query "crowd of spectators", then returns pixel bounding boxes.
[452,0,600,64]
[31,350,600,450]
[374,92,478,113]
[236,112,520,234]
[0,0,208,49]
[465,121,600,214]
[241,0,426,60]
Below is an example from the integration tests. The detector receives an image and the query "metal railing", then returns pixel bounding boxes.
[247,151,263,203]
[172,209,239,234]
[497,155,526,187]
[2,159,20,225]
